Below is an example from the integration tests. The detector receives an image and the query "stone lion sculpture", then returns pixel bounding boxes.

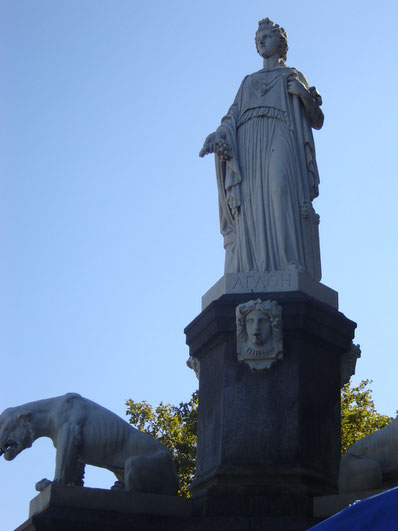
[0,393,178,495]
[339,416,398,493]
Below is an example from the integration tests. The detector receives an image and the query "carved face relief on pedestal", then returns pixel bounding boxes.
[245,310,272,346]
[236,299,283,371]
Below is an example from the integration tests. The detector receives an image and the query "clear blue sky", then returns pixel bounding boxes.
[1,1,398,529]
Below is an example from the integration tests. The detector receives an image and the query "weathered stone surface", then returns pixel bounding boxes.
[200,18,324,280]
[29,484,191,518]
[185,291,356,509]
[16,511,322,531]
[202,271,338,310]
[0,393,178,496]
[236,299,283,371]
[340,342,361,387]
[15,484,322,531]
[339,417,398,493]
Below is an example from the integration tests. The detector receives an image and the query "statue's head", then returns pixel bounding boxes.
[255,18,288,63]
[236,299,282,347]
[0,407,33,461]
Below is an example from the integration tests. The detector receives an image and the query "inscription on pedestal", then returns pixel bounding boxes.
[201,270,338,311]
[232,272,292,291]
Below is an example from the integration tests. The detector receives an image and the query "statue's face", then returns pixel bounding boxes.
[256,29,280,59]
[245,310,271,346]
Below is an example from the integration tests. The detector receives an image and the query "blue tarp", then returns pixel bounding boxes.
[309,487,398,530]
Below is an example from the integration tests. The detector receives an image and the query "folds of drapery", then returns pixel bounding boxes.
[213,66,321,280]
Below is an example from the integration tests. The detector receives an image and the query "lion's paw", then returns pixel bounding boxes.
[35,478,52,492]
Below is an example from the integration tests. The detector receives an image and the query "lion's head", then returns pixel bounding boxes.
[0,407,34,461]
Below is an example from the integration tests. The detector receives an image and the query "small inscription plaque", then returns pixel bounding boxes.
[201,270,338,311]
[232,272,292,291]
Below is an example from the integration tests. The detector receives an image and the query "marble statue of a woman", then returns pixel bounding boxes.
[200,18,324,281]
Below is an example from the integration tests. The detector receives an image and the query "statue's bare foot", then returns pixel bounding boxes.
[111,480,125,490]
[35,478,52,492]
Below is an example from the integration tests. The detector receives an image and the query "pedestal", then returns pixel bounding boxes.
[15,484,192,531]
[14,484,322,530]
[201,270,338,310]
[185,290,356,521]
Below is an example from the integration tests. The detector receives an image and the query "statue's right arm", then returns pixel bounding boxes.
[199,85,242,158]
[199,127,227,158]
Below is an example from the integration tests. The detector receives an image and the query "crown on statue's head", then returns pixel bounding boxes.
[257,18,287,41]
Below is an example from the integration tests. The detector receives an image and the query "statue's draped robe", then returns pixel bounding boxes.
[216,65,321,280]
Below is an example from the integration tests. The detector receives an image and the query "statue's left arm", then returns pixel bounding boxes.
[287,71,324,130]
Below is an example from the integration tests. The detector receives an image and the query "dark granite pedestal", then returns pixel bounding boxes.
[185,291,356,528]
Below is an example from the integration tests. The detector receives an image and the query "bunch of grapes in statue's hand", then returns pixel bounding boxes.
[215,140,231,161]
[199,130,231,159]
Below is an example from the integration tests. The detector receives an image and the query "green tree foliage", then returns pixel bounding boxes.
[341,379,393,454]
[126,381,394,495]
[125,391,198,496]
